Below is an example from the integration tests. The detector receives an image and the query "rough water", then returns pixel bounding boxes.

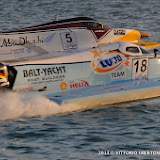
[0,0,160,159]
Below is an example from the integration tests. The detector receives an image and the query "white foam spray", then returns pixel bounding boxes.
[0,92,81,121]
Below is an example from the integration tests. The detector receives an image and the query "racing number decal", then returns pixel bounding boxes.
[134,59,147,73]
[132,58,149,79]
[65,33,72,43]
[61,32,77,50]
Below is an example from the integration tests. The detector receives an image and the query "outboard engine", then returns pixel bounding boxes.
[0,63,9,88]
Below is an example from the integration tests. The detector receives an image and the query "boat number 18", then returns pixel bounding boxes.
[134,59,147,73]
[132,58,149,79]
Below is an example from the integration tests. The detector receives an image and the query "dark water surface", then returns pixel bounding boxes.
[0,0,160,159]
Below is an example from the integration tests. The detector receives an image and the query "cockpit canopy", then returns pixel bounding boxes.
[126,46,139,53]
[118,41,150,56]
[126,46,149,54]
[98,41,150,57]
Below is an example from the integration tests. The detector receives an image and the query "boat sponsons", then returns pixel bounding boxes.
[67,88,160,109]
[48,78,160,110]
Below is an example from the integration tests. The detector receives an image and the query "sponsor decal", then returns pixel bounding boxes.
[110,70,126,79]
[23,66,66,77]
[104,86,126,92]
[23,66,66,84]
[60,80,89,90]
[114,29,126,35]
[1,36,44,48]
[13,48,25,54]
[19,87,33,92]
[70,80,89,89]
[91,50,130,74]
[61,83,67,90]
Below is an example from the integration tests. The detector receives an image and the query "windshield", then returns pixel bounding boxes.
[82,22,103,28]
[126,47,140,53]
[140,47,150,54]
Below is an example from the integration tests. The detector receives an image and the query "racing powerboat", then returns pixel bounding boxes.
[0,41,160,110]
[0,17,151,61]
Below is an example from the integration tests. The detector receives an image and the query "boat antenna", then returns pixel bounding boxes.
[55,16,58,21]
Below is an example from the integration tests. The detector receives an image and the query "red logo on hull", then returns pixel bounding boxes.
[70,80,89,89]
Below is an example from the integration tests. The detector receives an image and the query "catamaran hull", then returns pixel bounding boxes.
[0,41,160,110]
[59,85,160,109]
[2,57,160,108]
[0,17,150,61]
